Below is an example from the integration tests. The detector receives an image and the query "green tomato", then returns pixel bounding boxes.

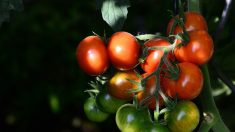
[140,123,170,132]
[96,90,127,113]
[84,97,109,122]
[116,104,152,132]
[166,100,200,132]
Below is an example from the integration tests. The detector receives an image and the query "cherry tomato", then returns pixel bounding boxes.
[137,74,163,110]
[174,30,214,65]
[162,62,203,100]
[166,100,200,132]
[141,39,171,73]
[76,36,109,75]
[108,32,140,71]
[83,97,109,122]
[96,90,127,114]
[141,123,170,132]
[116,104,152,132]
[167,12,208,35]
[108,70,139,100]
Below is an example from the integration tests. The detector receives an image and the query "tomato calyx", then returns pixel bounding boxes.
[162,57,180,81]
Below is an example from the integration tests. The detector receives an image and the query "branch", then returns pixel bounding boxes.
[209,0,235,93]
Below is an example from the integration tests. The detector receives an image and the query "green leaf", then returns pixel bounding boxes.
[0,0,23,27]
[101,0,130,31]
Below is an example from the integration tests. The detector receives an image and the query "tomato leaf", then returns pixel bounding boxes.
[101,0,130,31]
[0,0,23,27]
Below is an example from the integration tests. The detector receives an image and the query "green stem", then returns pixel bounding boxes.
[187,0,200,12]
[199,65,229,132]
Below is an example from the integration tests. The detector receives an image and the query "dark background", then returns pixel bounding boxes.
[0,0,235,131]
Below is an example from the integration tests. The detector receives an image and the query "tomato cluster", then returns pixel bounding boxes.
[76,11,213,132]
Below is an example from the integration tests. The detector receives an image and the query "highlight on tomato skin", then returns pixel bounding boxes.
[174,30,214,65]
[161,62,203,100]
[76,36,109,75]
[107,31,140,71]
[107,70,139,100]
[167,11,208,35]
[140,38,171,74]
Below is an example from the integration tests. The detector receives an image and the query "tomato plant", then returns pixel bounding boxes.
[174,30,214,65]
[84,97,109,122]
[141,38,171,73]
[165,100,200,132]
[96,90,127,114]
[167,11,208,35]
[162,62,203,100]
[108,70,139,100]
[108,31,140,71]
[77,0,230,131]
[76,36,109,75]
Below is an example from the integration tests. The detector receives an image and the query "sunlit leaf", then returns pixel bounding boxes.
[101,0,130,31]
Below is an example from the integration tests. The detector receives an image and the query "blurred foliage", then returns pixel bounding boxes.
[0,0,235,131]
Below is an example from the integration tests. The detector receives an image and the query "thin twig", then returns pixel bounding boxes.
[213,0,233,40]
[210,0,235,93]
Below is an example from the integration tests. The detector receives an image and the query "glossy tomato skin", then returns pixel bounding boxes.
[76,36,109,75]
[162,62,203,100]
[167,12,208,35]
[116,104,152,132]
[84,97,109,122]
[174,30,214,65]
[141,39,171,73]
[96,90,126,114]
[108,32,140,71]
[137,74,163,110]
[166,100,200,132]
[108,70,139,100]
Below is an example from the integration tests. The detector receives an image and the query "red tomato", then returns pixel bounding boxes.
[141,39,171,73]
[76,36,109,75]
[167,12,208,35]
[174,30,214,65]
[162,62,203,100]
[108,32,140,71]
[137,74,163,110]
[108,70,139,100]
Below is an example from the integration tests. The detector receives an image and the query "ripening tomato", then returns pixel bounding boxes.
[84,97,109,122]
[137,74,163,110]
[174,30,214,65]
[141,39,171,73]
[162,62,203,100]
[166,100,200,132]
[108,32,140,71]
[108,70,139,100]
[76,36,109,75]
[167,12,208,35]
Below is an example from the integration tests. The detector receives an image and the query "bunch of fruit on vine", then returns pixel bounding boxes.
[76,11,214,132]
